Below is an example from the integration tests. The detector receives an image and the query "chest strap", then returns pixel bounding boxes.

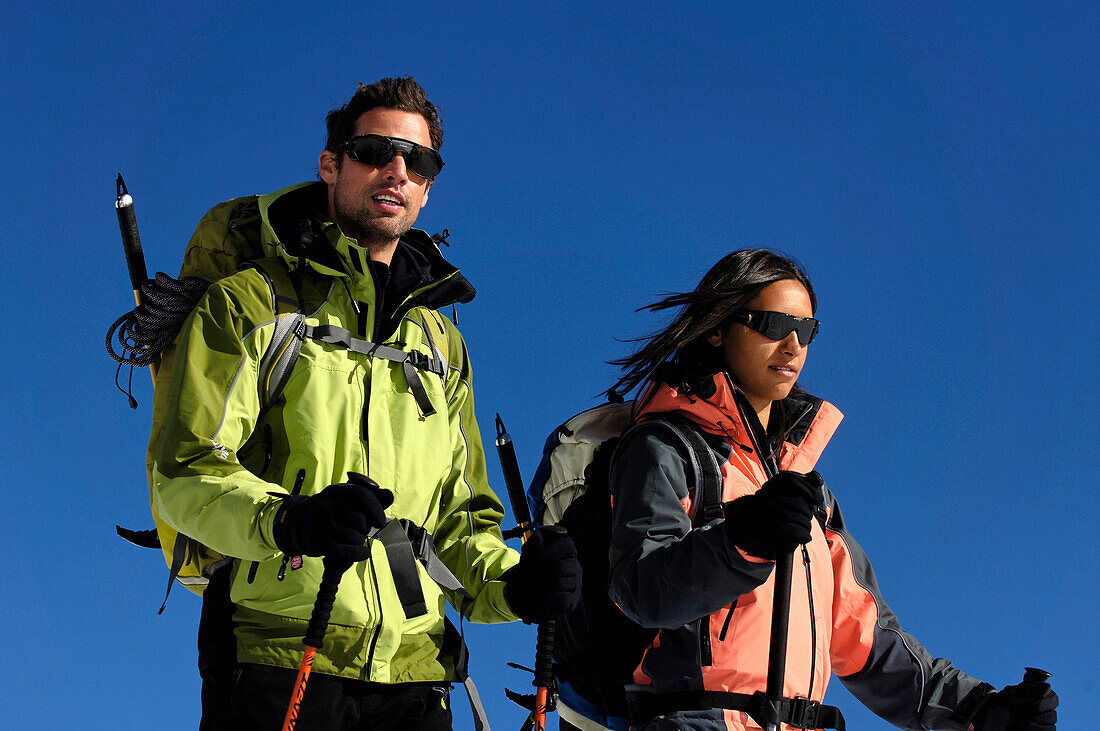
[298,322,446,417]
[626,689,845,730]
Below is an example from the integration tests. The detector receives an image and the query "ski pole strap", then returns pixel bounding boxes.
[626,689,845,730]
[300,323,445,416]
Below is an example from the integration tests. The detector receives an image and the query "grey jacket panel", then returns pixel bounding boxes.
[608,429,773,629]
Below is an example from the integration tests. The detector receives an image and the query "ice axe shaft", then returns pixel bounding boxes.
[495,414,552,731]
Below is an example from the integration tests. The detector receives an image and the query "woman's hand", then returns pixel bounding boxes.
[724,470,824,560]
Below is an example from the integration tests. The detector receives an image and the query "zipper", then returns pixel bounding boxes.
[718,599,738,642]
[699,614,713,666]
[277,469,307,581]
[802,544,818,697]
[364,554,383,678]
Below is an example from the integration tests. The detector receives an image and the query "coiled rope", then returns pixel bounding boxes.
[105,272,210,406]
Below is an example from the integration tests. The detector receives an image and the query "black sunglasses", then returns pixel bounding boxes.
[338,134,444,179]
[728,309,819,345]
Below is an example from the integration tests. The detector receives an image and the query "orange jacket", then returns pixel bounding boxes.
[608,373,990,730]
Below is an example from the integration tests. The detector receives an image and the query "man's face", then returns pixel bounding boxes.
[319,107,434,251]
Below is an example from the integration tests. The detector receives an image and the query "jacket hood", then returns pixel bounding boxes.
[635,371,842,473]
[255,181,476,308]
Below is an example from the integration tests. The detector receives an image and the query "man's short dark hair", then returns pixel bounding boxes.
[325,77,443,154]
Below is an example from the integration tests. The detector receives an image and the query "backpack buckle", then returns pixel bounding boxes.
[784,696,822,729]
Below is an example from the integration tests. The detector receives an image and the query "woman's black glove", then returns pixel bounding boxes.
[273,473,393,563]
[972,677,1058,730]
[724,470,824,560]
[502,526,582,624]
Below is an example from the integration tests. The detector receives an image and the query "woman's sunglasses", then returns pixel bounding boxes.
[338,134,445,180]
[728,309,819,345]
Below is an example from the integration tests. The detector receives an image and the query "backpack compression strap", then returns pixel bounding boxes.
[298,323,446,417]
[243,258,447,417]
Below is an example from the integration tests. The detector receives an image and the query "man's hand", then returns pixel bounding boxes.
[273,473,393,563]
[724,470,824,560]
[972,676,1058,730]
[503,526,582,624]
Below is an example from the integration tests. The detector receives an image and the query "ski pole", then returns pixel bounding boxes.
[281,555,352,731]
[495,414,553,731]
[114,173,157,381]
[762,551,794,731]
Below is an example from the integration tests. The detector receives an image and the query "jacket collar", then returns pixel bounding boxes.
[255,181,476,309]
[635,372,843,473]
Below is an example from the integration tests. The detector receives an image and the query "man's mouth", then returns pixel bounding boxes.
[372,194,404,207]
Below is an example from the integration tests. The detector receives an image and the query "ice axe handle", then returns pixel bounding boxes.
[1023,667,1052,684]
[115,174,148,293]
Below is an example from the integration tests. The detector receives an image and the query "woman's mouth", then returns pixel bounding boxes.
[769,365,797,377]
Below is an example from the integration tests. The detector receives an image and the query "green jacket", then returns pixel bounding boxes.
[150,181,519,683]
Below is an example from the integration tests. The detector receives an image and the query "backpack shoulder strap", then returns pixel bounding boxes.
[238,257,306,413]
[620,415,724,527]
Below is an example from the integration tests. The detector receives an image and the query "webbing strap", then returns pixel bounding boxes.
[626,689,845,730]
[302,323,444,416]
[375,521,429,618]
[398,520,473,601]
[158,532,191,615]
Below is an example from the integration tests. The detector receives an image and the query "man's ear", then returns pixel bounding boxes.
[420,179,432,208]
[319,149,340,184]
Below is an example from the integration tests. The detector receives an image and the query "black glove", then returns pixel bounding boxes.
[973,678,1058,730]
[724,470,824,560]
[273,473,393,563]
[502,526,582,624]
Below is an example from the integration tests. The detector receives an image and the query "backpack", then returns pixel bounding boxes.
[522,400,723,730]
[111,195,452,611]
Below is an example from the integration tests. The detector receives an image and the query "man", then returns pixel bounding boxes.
[150,77,578,730]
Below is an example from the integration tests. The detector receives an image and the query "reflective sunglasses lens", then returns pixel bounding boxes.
[407,147,443,179]
[754,312,817,345]
[349,137,395,165]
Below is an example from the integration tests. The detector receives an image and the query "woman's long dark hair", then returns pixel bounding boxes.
[607,249,816,448]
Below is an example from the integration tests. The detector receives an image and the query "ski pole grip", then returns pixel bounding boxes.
[303,557,351,649]
[115,174,148,292]
[533,618,556,689]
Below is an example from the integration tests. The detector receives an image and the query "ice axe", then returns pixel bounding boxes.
[495,414,555,731]
[114,174,157,384]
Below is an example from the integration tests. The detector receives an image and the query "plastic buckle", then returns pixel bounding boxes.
[786,696,821,729]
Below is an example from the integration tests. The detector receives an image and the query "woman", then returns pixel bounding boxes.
[603,250,1056,730]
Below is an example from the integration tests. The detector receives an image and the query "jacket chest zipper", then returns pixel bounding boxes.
[700,614,712,667]
[364,555,382,678]
[277,469,308,581]
[718,598,738,642]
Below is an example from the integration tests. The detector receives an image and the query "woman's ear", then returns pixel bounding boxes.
[705,328,723,348]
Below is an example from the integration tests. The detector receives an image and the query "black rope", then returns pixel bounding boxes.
[106,273,210,367]
[105,273,210,406]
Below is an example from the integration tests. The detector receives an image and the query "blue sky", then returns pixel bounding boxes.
[1,2,1096,728]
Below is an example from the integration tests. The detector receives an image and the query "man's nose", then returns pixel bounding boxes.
[381,152,409,183]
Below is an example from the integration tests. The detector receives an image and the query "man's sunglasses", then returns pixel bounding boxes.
[728,309,819,345]
[338,135,445,180]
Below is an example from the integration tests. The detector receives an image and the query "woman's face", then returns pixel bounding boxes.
[707,279,814,414]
